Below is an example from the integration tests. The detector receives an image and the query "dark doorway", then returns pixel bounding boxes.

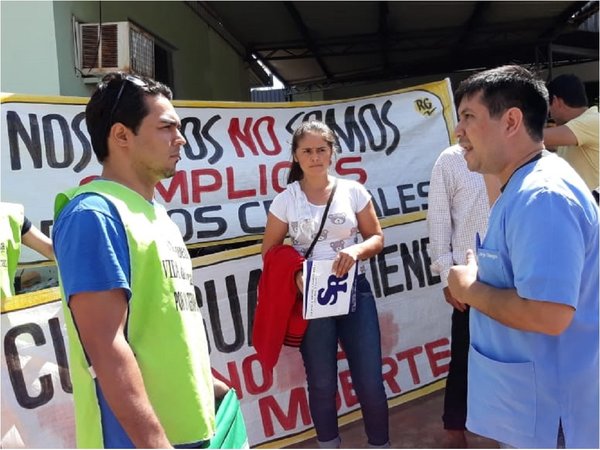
[154,43,174,95]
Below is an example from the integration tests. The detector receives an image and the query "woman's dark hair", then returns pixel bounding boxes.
[287,120,340,184]
[85,72,173,163]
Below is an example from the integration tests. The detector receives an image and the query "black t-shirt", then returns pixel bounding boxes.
[21,216,32,236]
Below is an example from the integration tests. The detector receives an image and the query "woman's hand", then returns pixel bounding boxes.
[295,270,304,293]
[332,247,359,277]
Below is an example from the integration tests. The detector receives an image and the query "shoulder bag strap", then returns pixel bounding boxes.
[304,179,337,259]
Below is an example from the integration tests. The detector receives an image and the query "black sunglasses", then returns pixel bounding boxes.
[106,75,148,133]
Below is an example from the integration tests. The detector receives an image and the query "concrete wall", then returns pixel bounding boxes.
[206,27,249,101]
[2,1,251,101]
[1,1,61,95]
[59,1,251,100]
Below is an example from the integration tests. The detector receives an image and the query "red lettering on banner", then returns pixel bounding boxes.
[382,356,402,393]
[252,116,281,156]
[272,161,291,193]
[154,164,294,203]
[336,156,367,184]
[191,168,222,202]
[226,167,256,199]
[339,369,358,407]
[228,118,259,157]
[259,387,311,437]
[396,346,423,385]
[242,353,273,395]
[228,116,282,157]
[150,157,383,204]
[213,354,276,399]
[248,337,450,439]
[212,362,243,397]
[424,337,450,377]
[157,171,189,204]
[79,175,99,186]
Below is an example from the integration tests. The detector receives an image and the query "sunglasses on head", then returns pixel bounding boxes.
[106,75,148,133]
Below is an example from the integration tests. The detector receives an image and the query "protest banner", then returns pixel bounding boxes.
[1,80,453,260]
[1,288,75,448]
[1,79,456,447]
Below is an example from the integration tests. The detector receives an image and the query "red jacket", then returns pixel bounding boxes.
[252,245,308,373]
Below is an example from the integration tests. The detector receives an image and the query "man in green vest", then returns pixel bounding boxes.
[53,73,231,448]
[1,203,54,301]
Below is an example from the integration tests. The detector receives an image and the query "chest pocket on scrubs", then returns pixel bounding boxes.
[476,246,512,289]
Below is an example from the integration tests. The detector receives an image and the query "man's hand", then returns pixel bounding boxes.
[448,249,478,305]
[443,286,467,312]
[213,376,230,403]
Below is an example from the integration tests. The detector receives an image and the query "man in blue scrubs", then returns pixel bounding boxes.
[448,65,599,448]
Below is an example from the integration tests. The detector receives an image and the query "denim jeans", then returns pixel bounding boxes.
[300,275,390,447]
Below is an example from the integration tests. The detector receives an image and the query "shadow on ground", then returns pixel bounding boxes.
[285,389,499,449]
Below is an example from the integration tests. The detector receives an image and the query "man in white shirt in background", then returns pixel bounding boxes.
[543,74,599,197]
[427,144,499,448]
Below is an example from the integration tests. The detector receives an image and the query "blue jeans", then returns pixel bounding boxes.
[300,275,389,446]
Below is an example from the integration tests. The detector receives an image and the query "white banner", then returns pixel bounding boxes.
[1,80,454,261]
[1,80,457,447]
[203,220,451,446]
[1,289,75,448]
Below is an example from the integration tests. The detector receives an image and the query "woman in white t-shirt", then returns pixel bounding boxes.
[261,120,390,448]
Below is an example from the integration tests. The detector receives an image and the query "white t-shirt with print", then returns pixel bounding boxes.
[269,177,372,272]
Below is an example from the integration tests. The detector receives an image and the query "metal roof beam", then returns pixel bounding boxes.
[551,43,599,58]
[455,1,492,50]
[378,1,390,71]
[283,1,333,80]
[286,39,589,88]
[187,1,285,87]
[539,1,590,40]
[252,18,560,54]
[259,33,552,61]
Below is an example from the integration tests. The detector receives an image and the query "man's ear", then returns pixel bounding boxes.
[110,123,131,148]
[504,107,523,138]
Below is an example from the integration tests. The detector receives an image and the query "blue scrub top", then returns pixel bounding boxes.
[467,153,599,448]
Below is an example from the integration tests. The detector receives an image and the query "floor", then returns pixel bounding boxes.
[285,388,498,449]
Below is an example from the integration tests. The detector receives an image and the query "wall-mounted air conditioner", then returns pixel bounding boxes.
[77,21,154,78]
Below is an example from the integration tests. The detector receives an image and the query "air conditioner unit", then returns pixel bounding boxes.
[78,21,154,78]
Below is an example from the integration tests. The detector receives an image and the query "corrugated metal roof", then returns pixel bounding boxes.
[193,1,598,89]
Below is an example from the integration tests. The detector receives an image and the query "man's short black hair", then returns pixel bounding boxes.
[454,65,549,142]
[547,74,588,108]
[85,72,173,162]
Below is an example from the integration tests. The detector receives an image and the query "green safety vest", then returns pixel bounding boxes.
[54,180,215,448]
[1,202,24,301]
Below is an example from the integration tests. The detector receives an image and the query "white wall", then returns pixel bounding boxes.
[1,1,60,95]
